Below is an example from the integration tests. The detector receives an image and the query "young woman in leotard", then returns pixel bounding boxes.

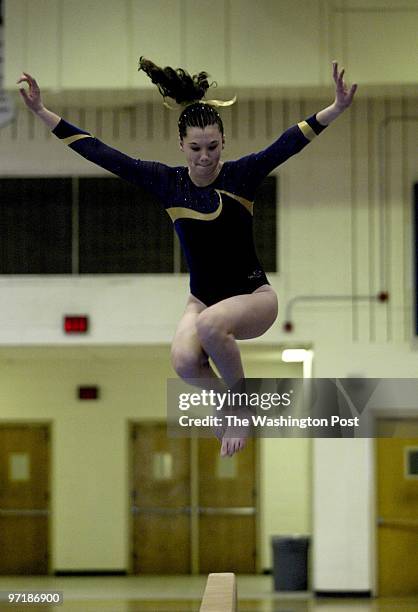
[17,60,357,457]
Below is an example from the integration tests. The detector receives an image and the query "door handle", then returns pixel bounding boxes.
[0,508,49,516]
[131,506,191,516]
[377,516,418,528]
[198,507,256,516]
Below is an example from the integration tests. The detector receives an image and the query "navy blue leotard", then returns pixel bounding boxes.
[52,114,326,306]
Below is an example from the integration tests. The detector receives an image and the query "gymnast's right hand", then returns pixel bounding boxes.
[16,72,44,113]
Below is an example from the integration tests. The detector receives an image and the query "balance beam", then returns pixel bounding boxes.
[199,573,237,612]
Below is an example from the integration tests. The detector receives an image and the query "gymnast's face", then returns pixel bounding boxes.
[180,125,225,181]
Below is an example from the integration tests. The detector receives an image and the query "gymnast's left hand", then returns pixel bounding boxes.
[332,61,357,110]
[16,72,44,114]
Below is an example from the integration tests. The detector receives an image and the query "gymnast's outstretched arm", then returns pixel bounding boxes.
[16,72,169,195]
[238,61,358,187]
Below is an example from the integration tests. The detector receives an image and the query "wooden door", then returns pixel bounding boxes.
[131,423,191,573]
[376,419,418,596]
[198,438,257,574]
[0,425,50,574]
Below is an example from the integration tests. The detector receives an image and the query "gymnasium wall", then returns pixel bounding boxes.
[4,0,417,91]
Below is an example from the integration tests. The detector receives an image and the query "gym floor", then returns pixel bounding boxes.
[0,576,417,611]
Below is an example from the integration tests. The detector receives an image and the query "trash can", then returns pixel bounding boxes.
[271,535,310,591]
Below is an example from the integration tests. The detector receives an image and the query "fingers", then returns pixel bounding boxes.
[16,74,31,101]
[332,61,347,87]
[337,68,345,88]
[332,61,358,107]
[16,72,39,90]
[16,77,28,90]
[332,60,342,85]
[18,88,29,101]
[16,72,43,112]
[16,72,31,84]
[347,83,358,102]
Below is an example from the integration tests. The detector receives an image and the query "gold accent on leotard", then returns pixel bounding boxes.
[166,188,254,222]
[62,134,93,146]
[217,189,253,215]
[297,121,316,141]
[166,191,223,222]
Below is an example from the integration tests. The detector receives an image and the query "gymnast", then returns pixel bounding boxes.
[17,60,357,457]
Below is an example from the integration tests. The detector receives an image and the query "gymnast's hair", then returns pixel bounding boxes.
[138,56,224,139]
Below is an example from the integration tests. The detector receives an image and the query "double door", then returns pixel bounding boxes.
[130,423,257,574]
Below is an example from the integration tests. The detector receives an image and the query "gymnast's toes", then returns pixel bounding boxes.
[220,437,247,457]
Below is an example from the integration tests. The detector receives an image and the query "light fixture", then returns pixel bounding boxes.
[281,349,308,362]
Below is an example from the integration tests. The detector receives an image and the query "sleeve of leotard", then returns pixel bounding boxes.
[52,118,169,199]
[239,113,327,189]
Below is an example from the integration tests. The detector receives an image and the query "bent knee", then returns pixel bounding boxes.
[195,309,229,344]
[271,292,279,320]
[171,347,208,380]
[257,288,279,325]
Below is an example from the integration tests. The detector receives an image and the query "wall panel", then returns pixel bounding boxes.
[131,0,183,87]
[344,10,418,85]
[26,0,61,88]
[61,0,130,88]
[4,0,27,87]
[229,0,322,87]
[183,0,227,84]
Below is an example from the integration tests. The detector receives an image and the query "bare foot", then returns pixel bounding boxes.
[219,404,253,456]
[220,436,247,457]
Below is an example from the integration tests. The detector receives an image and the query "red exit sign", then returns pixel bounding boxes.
[64,315,89,334]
